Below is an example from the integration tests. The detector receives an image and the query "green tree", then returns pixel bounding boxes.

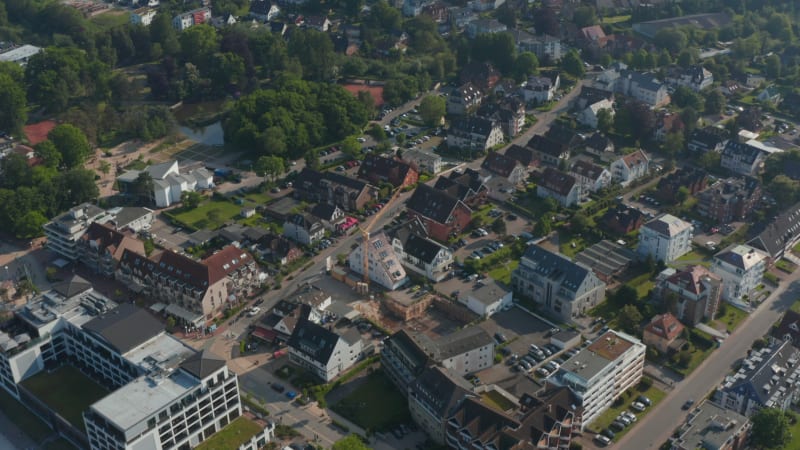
[676,186,690,205]
[49,124,91,169]
[418,95,446,127]
[618,304,643,335]
[572,6,597,28]
[676,350,691,368]
[58,168,99,207]
[332,435,370,450]
[613,285,638,306]
[513,52,539,82]
[571,211,592,234]
[704,90,726,115]
[596,108,614,134]
[534,215,552,236]
[663,132,685,158]
[181,191,203,209]
[750,408,791,449]
[179,25,219,71]
[0,73,26,134]
[561,50,585,78]
[255,155,285,182]
[340,136,361,159]
[131,172,154,205]
[654,29,687,53]
[765,54,782,79]
[491,218,507,235]
[288,28,336,82]
[35,141,62,169]
[15,211,47,239]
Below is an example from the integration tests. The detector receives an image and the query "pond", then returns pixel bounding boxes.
[179,121,224,146]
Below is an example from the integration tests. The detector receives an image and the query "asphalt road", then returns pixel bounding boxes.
[617,271,800,450]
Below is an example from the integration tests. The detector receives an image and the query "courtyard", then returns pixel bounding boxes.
[328,369,411,433]
[21,365,109,430]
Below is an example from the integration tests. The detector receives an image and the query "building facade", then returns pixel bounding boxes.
[637,214,693,263]
[711,244,767,305]
[44,203,114,261]
[349,232,409,290]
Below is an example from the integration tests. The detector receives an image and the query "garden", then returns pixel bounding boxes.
[21,365,109,430]
[329,370,411,433]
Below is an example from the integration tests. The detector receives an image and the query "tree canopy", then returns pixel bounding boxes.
[750,408,791,450]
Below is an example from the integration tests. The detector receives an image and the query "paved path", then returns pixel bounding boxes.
[618,270,800,449]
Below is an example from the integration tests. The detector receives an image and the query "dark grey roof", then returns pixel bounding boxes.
[180,349,226,379]
[749,202,800,258]
[287,313,341,365]
[689,126,728,148]
[504,145,535,166]
[519,245,594,293]
[450,117,498,137]
[527,135,568,158]
[52,274,93,298]
[721,340,800,406]
[422,326,494,361]
[585,132,613,151]
[112,207,152,229]
[310,203,340,221]
[409,366,472,417]
[82,304,164,354]
[407,184,462,224]
[539,167,577,196]
[722,141,763,164]
[403,233,447,264]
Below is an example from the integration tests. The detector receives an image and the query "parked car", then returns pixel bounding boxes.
[682,399,694,410]
[637,395,652,407]
[494,332,508,344]
[610,421,626,432]
[595,434,611,446]
[535,367,550,377]
[602,429,615,440]
[271,383,285,393]
[286,390,298,399]
[631,401,646,412]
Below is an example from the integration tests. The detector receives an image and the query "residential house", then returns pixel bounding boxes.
[601,204,645,235]
[448,7,477,29]
[477,97,526,138]
[666,65,714,91]
[570,161,611,201]
[481,152,526,185]
[249,0,280,21]
[421,2,449,22]
[696,176,761,224]
[457,278,512,317]
[408,367,472,445]
[173,7,211,31]
[130,7,157,26]
[643,312,685,354]
[688,126,730,153]
[446,83,483,115]
[402,149,443,174]
[349,231,409,290]
[210,14,237,28]
[287,309,362,382]
[527,134,569,167]
[258,234,302,265]
[465,18,507,39]
[459,62,502,92]
[116,160,213,208]
[611,149,650,186]
[584,132,615,155]
[711,244,767,305]
[512,245,607,321]
[670,401,750,450]
[283,213,325,245]
[310,203,345,232]
[468,0,505,12]
[654,111,685,141]
[537,167,580,207]
[447,117,503,152]
[655,168,708,203]
[549,330,646,427]
[597,63,670,107]
[573,86,614,112]
[772,310,800,348]
[43,203,114,261]
[715,340,800,416]
[77,222,145,278]
[390,218,453,282]
[433,169,489,208]
[358,154,419,189]
[406,184,472,242]
[745,73,766,88]
[116,246,259,324]
[293,168,376,211]
[513,32,563,62]
[749,202,800,260]
[756,86,782,105]
[504,144,537,169]
[721,141,767,176]
[578,25,607,48]
[638,214,693,262]
[658,265,722,325]
[577,98,614,129]
[545,125,585,151]
[522,74,558,104]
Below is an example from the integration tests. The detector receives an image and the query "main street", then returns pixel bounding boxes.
[618,272,800,449]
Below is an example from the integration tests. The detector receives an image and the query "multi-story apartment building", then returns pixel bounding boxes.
[406,184,473,243]
[749,202,800,261]
[44,203,114,261]
[596,64,670,107]
[670,401,750,450]
[447,83,483,115]
[77,222,145,278]
[696,177,761,224]
[720,141,767,176]
[658,265,722,325]
[570,160,611,201]
[536,168,580,207]
[173,7,211,31]
[116,246,260,325]
[511,245,606,321]
[390,219,453,282]
[548,330,646,428]
[401,149,443,174]
[408,367,472,445]
[358,154,419,189]
[294,168,376,212]
[711,244,767,305]
[637,214,693,263]
[116,160,214,208]
[610,149,650,186]
[349,231,409,290]
[287,310,362,382]
[447,117,503,152]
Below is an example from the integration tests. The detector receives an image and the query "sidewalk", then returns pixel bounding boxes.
[695,323,728,340]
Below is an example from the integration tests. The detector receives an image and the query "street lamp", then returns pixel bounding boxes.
[4,266,7,281]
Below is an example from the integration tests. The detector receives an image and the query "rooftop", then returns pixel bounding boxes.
[643,214,692,237]
[713,244,767,271]
[673,401,748,450]
[82,303,165,355]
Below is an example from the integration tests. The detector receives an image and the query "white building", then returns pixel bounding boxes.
[391,223,453,282]
[610,149,649,186]
[577,99,614,129]
[549,330,646,428]
[287,312,362,382]
[43,203,114,261]
[711,244,767,305]
[0,44,41,65]
[457,278,512,317]
[116,160,214,208]
[349,232,409,290]
[173,7,212,31]
[283,213,325,245]
[402,149,443,174]
[637,214,693,263]
[130,8,157,26]
[447,117,504,152]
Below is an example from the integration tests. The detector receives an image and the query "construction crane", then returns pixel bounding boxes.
[359,187,405,288]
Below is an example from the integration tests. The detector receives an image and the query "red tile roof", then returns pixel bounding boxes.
[644,313,684,341]
[202,245,254,284]
[23,120,57,146]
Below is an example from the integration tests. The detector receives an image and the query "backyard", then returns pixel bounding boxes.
[167,190,278,231]
[487,260,518,284]
[711,304,748,333]
[329,370,411,432]
[665,329,718,376]
[589,384,667,440]
[21,365,109,430]
[195,417,262,450]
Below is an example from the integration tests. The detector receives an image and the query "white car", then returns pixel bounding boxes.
[595,434,611,445]
[247,307,261,317]
[631,401,646,412]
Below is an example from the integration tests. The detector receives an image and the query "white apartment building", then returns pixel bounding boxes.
[287,313,362,382]
[116,160,214,208]
[130,8,157,26]
[610,149,649,186]
[637,214,693,263]
[402,149,443,174]
[711,244,767,305]
[549,330,646,428]
[43,203,114,261]
[173,7,212,31]
[391,228,453,282]
[349,231,409,290]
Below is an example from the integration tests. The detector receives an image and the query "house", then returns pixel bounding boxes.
[696,176,761,224]
[643,313,685,353]
[772,310,800,347]
[309,203,345,232]
[579,25,606,47]
[408,367,473,445]
[671,401,750,450]
[745,73,766,88]
[527,135,569,167]
[358,154,419,188]
[512,245,606,321]
[749,202,800,260]
[545,125,585,151]
[504,145,537,169]
[655,168,708,203]
[513,32,563,62]
[584,132,615,155]
[666,65,714,91]
[711,244,767,305]
[447,117,503,152]
[468,0,505,12]
[465,18,507,39]
[522,74,558,104]
[283,213,324,245]
[448,6,477,28]
[477,97,526,138]
[406,184,472,242]
[116,246,260,324]
[446,83,482,115]
[173,7,211,31]
[460,62,502,92]
[116,160,213,208]
[287,309,362,382]
[577,98,614,129]
[293,168,375,211]
[390,218,453,282]
[573,86,614,112]
[715,340,800,416]
[77,222,145,278]
[549,330,645,427]
[249,0,280,21]
[349,231,409,290]
[638,214,693,262]
[258,234,302,265]
[433,169,489,207]
[130,7,157,26]
[601,204,645,235]
[421,2,449,22]
[756,86,782,105]
[611,149,650,186]
[457,278,512,317]
[688,126,729,153]
[570,161,611,201]
[43,203,115,261]
[402,149,443,174]
[537,168,580,207]
[720,141,767,176]
[210,14,237,28]
[107,206,155,233]
[597,64,670,107]
[481,152,526,185]
[658,266,722,325]
[654,111,685,141]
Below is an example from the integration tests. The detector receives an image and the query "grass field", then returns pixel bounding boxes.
[488,260,518,284]
[195,417,262,450]
[89,10,131,30]
[0,388,57,445]
[602,14,631,23]
[672,250,711,268]
[169,201,242,230]
[330,370,411,432]
[712,304,748,333]
[21,365,109,430]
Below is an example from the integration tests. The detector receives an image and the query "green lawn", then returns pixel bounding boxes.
[589,385,667,438]
[627,272,655,299]
[89,11,131,29]
[667,329,717,376]
[672,250,711,268]
[787,413,800,449]
[602,14,631,23]
[488,260,518,284]
[195,417,262,450]
[0,388,57,445]
[712,304,748,333]
[169,201,242,230]
[330,370,411,432]
[21,365,109,430]
[775,258,797,274]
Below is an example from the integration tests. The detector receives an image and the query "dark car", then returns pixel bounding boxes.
[602,428,616,440]
[682,399,694,410]
[494,332,508,344]
[637,395,652,406]
[610,421,626,432]
[271,383,285,393]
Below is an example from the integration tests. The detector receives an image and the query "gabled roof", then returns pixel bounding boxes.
[773,310,800,344]
[527,135,568,158]
[434,168,487,201]
[520,245,595,293]
[51,274,93,298]
[618,149,649,169]
[713,244,767,271]
[722,141,763,164]
[570,160,607,182]
[202,246,254,282]
[749,202,800,258]
[504,145,535,167]
[580,25,606,41]
[585,132,614,152]
[450,117,498,138]
[82,304,164,354]
[310,203,341,222]
[285,213,322,231]
[407,184,462,224]
[644,313,684,341]
[544,125,583,149]
[180,349,226,379]
[287,311,342,366]
[539,167,577,196]
[409,366,472,418]
[664,265,719,296]
[357,154,416,187]
[403,233,447,264]
[481,152,521,178]
[689,126,729,147]
[721,340,800,405]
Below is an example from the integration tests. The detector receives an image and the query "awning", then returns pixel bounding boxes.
[149,303,167,313]
[164,304,204,326]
